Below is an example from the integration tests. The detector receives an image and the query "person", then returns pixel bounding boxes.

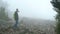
[13,9,19,28]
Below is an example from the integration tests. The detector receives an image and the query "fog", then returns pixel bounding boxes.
[3,0,57,20]
[0,0,56,34]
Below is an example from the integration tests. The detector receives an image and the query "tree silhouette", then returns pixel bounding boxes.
[51,0,60,34]
[0,0,9,20]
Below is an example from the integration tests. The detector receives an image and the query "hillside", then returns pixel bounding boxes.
[0,17,56,34]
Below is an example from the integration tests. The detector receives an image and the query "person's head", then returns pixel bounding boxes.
[16,8,19,12]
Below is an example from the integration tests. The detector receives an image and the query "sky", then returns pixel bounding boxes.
[3,0,57,20]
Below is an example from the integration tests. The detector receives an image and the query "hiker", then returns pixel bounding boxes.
[14,9,19,28]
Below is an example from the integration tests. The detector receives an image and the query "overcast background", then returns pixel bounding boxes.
[3,0,57,20]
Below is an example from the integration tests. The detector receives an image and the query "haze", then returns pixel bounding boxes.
[3,0,57,20]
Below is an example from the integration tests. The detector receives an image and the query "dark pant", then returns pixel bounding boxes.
[14,20,18,28]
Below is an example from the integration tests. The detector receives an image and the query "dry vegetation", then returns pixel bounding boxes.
[0,19,56,34]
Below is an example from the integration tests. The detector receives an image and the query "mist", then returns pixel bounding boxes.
[3,0,57,20]
[0,0,57,34]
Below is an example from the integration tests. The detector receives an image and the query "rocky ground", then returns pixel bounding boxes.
[0,23,45,34]
[0,19,56,34]
[0,24,46,34]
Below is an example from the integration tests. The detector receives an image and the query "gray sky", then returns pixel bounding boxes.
[3,0,57,20]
